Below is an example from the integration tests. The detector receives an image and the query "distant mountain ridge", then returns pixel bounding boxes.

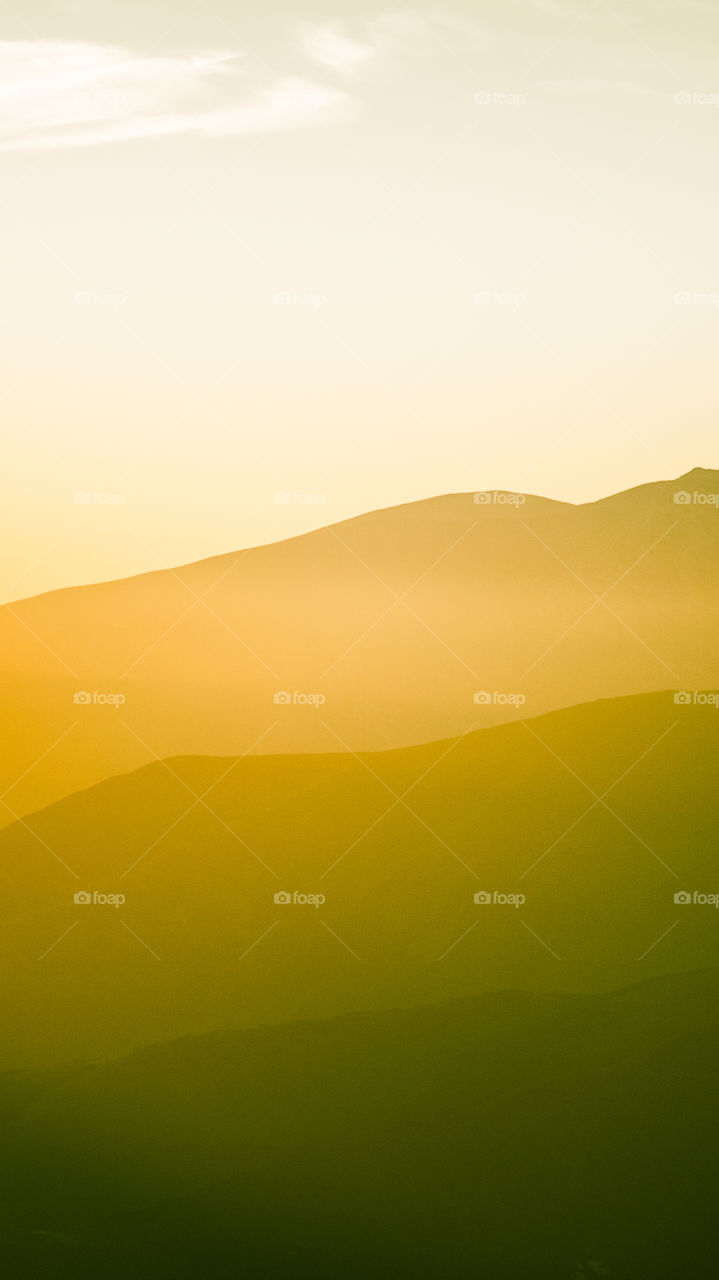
[11,465,716,601]
[2,466,718,821]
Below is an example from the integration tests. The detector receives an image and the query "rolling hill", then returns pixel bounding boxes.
[0,967,717,1277]
[2,467,718,823]
[1,689,717,1068]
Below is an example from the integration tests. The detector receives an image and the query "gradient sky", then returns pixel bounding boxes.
[2,0,718,599]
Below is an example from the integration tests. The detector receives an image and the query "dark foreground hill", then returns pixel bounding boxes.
[1,690,718,1068]
[0,967,717,1278]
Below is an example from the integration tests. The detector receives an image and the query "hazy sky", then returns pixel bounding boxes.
[2,0,718,598]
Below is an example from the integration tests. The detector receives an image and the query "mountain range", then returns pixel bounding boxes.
[2,467,718,824]
[2,688,716,1069]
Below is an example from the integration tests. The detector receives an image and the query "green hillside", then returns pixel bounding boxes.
[1,690,717,1068]
[0,967,717,1277]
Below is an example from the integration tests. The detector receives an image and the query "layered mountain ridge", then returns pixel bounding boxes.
[2,689,717,1068]
[2,466,718,823]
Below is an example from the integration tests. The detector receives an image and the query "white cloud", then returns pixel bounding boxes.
[305,10,487,75]
[0,40,350,152]
[305,27,375,74]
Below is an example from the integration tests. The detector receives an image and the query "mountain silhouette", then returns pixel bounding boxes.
[2,467,718,824]
[0,966,717,1277]
[1,689,716,1068]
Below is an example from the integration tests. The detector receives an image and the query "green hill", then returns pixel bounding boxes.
[0,967,717,1277]
[1,690,717,1068]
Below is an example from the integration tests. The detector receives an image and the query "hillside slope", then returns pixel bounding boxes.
[1,690,717,1068]
[2,467,718,821]
[0,967,717,1277]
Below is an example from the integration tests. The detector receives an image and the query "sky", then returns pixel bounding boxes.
[1,0,718,599]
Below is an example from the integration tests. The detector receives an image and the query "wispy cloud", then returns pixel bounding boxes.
[305,26,376,74]
[304,10,487,76]
[0,40,350,153]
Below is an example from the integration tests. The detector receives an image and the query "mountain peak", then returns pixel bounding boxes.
[676,466,719,485]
